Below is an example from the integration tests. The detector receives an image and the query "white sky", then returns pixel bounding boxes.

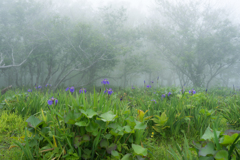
[89,0,240,21]
[63,0,240,23]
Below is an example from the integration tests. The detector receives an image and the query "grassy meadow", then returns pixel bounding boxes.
[0,83,240,160]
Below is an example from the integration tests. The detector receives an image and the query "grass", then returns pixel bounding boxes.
[0,86,239,159]
[0,111,26,160]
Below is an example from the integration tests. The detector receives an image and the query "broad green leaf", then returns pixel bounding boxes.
[199,142,216,156]
[137,109,147,122]
[64,111,77,124]
[117,141,121,152]
[108,123,118,129]
[123,125,133,133]
[100,111,116,122]
[111,151,120,159]
[103,134,112,140]
[80,109,97,118]
[219,133,239,145]
[86,121,99,133]
[92,130,98,136]
[192,141,201,150]
[116,125,123,132]
[214,150,228,160]
[75,121,88,127]
[26,115,44,129]
[41,127,50,134]
[121,153,132,160]
[110,129,124,136]
[132,144,147,157]
[201,127,221,141]
[126,117,136,128]
[134,120,147,130]
[95,120,106,129]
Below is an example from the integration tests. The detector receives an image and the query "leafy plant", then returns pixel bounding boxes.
[14,90,150,159]
[192,126,240,160]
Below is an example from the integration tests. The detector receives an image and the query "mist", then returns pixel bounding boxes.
[1,0,240,90]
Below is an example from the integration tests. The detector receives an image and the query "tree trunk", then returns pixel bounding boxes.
[15,70,19,87]
[36,62,41,85]
[29,64,34,86]
[43,65,52,85]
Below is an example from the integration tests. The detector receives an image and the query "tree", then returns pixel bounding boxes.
[99,6,144,87]
[25,15,119,89]
[0,0,36,70]
[149,0,240,88]
[0,0,120,88]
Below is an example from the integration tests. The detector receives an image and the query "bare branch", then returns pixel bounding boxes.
[53,53,106,91]
[0,48,35,69]
[0,53,4,65]
[11,48,15,65]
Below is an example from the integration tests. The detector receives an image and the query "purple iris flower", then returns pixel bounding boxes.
[151,99,156,103]
[132,86,135,89]
[104,88,113,95]
[79,88,87,94]
[35,85,41,89]
[55,99,58,105]
[46,84,48,87]
[146,85,151,88]
[28,89,32,92]
[151,81,154,83]
[189,90,191,94]
[101,79,109,85]
[162,94,165,98]
[66,87,69,91]
[48,97,58,105]
[168,92,171,96]
[70,87,74,93]
[144,80,145,84]
[189,89,196,94]
[192,90,196,94]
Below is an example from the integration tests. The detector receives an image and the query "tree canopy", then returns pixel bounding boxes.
[149,0,240,88]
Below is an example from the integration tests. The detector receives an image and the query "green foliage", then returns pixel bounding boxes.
[0,91,47,117]
[0,111,25,136]
[168,132,194,160]
[13,90,150,159]
[0,111,26,159]
[152,112,169,133]
[1,86,240,159]
[221,103,240,128]
[192,126,240,160]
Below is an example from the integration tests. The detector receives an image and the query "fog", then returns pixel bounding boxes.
[1,0,240,90]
